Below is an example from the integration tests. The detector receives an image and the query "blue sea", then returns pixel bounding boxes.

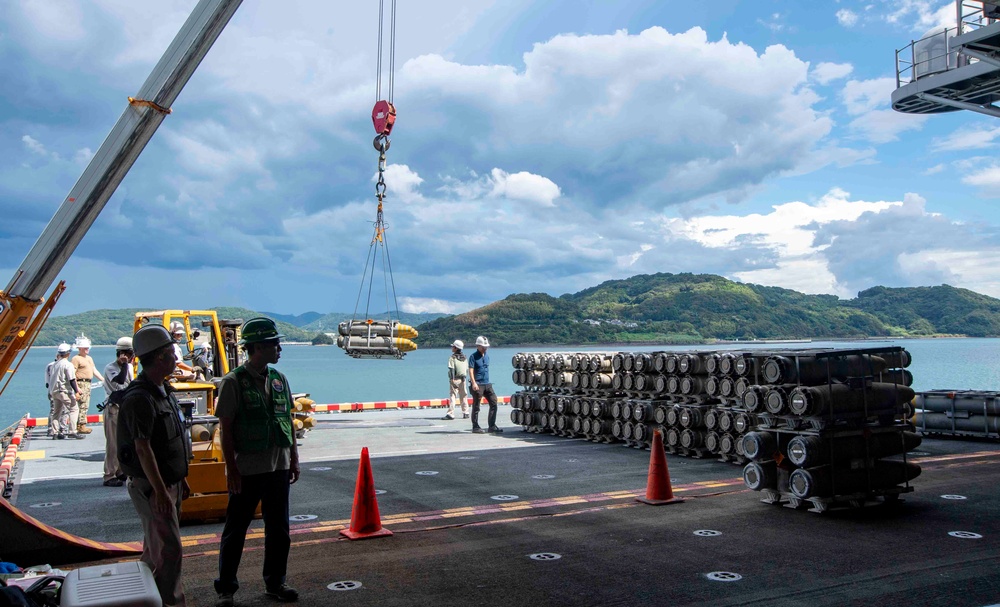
[4,338,1000,428]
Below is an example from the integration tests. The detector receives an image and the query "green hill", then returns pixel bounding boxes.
[36,307,315,346]
[414,272,1000,347]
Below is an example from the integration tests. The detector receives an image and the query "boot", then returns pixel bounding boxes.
[77,424,92,435]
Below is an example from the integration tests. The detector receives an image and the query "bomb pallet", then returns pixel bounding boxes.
[509,346,919,513]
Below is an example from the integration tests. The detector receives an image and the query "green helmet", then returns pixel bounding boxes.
[239,317,285,345]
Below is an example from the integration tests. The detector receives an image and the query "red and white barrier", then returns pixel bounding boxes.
[313,396,511,413]
[0,418,27,489]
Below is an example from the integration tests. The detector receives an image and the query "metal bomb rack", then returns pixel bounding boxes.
[737,346,919,513]
[509,346,919,513]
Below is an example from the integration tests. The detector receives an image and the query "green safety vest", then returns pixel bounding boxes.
[232,365,294,453]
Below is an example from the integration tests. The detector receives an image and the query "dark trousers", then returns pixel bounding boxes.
[214,470,291,594]
[471,383,498,429]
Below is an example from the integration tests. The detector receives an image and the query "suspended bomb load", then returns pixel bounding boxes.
[338,334,417,358]
[338,320,418,340]
[337,319,418,358]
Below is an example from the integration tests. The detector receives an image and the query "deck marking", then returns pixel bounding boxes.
[15,450,45,460]
[180,479,746,549]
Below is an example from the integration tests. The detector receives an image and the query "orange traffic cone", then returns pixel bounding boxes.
[636,429,684,505]
[340,447,393,540]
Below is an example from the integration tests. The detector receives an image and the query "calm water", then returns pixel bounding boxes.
[4,338,1000,427]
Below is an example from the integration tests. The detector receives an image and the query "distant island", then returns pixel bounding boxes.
[31,273,1000,348]
[414,273,1000,347]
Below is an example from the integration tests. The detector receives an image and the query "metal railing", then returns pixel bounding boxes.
[894,0,999,87]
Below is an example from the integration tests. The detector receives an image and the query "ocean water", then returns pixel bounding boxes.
[4,338,1000,428]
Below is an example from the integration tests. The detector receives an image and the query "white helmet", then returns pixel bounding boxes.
[133,325,174,357]
[475,336,490,347]
[57,343,72,354]
[115,337,133,350]
[74,335,91,349]
[451,340,464,350]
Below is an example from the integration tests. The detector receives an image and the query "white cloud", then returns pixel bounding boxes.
[924,163,946,175]
[961,163,1000,191]
[74,147,94,165]
[932,125,1000,151]
[836,9,859,27]
[849,108,927,144]
[488,169,561,207]
[898,249,1000,297]
[22,135,48,156]
[842,78,928,143]
[811,61,853,85]
[398,297,481,314]
[842,77,897,115]
[381,164,425,204]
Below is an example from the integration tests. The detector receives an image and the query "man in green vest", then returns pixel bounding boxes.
[214,317,300,606]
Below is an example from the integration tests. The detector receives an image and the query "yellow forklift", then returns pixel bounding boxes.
[133,310,243,522]
[132,311,315,522]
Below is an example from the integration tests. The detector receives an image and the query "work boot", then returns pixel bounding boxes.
[472,427,486,434]
[77,424,92,435]
[103,478,124,487]
[55,434,65,440]
[265,584,298,602]
[215,593,235,607]
[462,413,470,419]
[441,414,455,420]
[488,426,504,433]
[67,433,85,440]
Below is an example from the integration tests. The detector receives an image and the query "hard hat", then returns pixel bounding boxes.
[475,336,490,347]
[451,339,464,350]
[239,317,284,345]
[57,343,72,354]
[115,337,133,350]
[74,336,91,349]
[133,324,174,357]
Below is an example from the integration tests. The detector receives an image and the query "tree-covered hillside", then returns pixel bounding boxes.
[415,273,1000,347]
[36,307,315,346]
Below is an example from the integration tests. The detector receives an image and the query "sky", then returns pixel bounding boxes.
[3,0,1000,317]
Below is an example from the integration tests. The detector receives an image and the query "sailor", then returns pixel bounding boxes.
[170,324,197,379]
[442,340,469,420]
[44,354,58,436]
[117,324,191,607]
[468,336,502,434]
[48,343,81,439]
[214,317,299,606]
[71,335,104,435]
[101,337,134,487]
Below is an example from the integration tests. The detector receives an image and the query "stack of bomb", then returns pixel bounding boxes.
[739,347,921,512]
[510,350,756,463]
[337,320,418,359]
[292,394,316,439]
[913,390,1000,438]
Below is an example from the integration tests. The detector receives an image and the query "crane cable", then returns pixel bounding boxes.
[347,0,407,358]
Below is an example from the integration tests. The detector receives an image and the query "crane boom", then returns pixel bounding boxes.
[0,0,243,383]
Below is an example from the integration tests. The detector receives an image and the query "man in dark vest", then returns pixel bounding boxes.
[117,324,191,607]
[214,317,300,606]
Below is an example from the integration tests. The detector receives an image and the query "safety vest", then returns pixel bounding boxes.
[117,374,189,485]
[232,365,294,453]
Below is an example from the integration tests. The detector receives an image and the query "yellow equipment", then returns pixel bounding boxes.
[132,310,252,522]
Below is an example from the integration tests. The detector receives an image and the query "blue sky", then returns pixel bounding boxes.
[3,0,1000,317]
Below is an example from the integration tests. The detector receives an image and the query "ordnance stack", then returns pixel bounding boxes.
[739,346,921,513]
[292,394,317,439]
[913,389,1000,438]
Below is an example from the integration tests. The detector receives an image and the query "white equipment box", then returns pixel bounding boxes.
[60,561,161,607]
